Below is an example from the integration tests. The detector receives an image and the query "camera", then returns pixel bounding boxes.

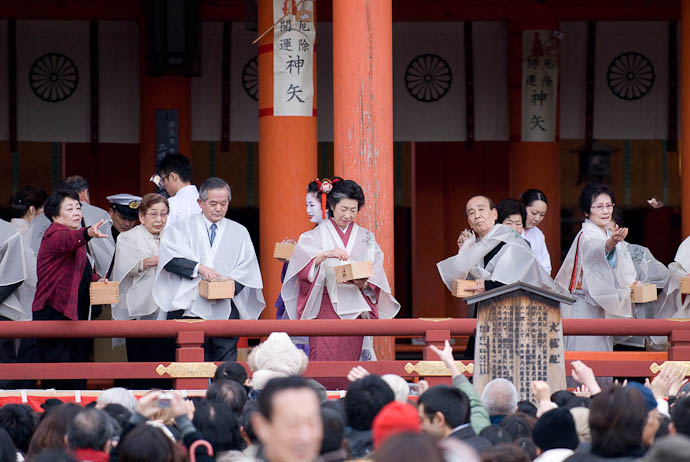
[158,392,173,408]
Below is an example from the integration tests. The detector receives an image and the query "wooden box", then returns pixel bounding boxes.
[335,261,374,283]
[451,279,477,298]
[273,242,296,260]
[89,281,119,305]
[200,280,235,299]
[681,276,690,295]
[631,283,657,303]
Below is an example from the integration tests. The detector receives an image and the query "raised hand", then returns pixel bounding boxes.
[87,219,109,239]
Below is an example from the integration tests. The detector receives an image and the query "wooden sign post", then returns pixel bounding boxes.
[466,282,575,403]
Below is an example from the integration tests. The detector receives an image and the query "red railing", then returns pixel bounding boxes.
[0,318,687,389]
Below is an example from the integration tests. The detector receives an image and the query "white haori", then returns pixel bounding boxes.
[614,242,669,347]
[153,214,265,321]
[649,236,690,347]
[29,202,115,277]
[281,220,400,322]
[522,226,552,275]
[437,224,559,293]
[0,220,34,321]
[556,220,635,320]
[111,224,162,320]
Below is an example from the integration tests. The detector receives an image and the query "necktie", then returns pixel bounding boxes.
[209,223,217,246]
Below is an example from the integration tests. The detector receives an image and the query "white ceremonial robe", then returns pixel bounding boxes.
[614,242,669,348]
[29,202,115,277]
[650,236,690,348]
[165,184,202,229]
[555,220,636,352]
[153,214,265,321]
[281,220,400,361]
[522,226,552,275]
[111,224,163,320]
[0,220,34,321]
[437,224,559,294]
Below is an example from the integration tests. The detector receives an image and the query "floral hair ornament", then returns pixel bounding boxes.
[314,177,341,219]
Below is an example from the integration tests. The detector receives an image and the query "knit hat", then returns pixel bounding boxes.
[532,407,579,451]
[372,401,421,449]
[626,382,657,412]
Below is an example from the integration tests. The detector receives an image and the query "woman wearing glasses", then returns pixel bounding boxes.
[111,193,170,375]
[555,184,635,352]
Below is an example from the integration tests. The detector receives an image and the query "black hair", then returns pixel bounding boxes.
[257,376,316,421]
[118,424,183,462]
[193,401,246,453]
[43,189,80,222]
[320,404,345,454]
[579,183,615,217]
[0,428,16,462]
[551,390,578,409]
[611,208,625,228]
[521,189,548,206]
[9,185,48,219]
[326,179,365,213]
[66,408,113,451]
[517,400,537,418]
[478,425,513,445]
[102,403,131,434]
[345,375,394,431]
[497,199,526,228]
[157,153,192,183]
[589,386,646,457]
[499,413,533,440]
[32,449,77,462]
[214,361,248,385]
[514,437,538,460]
[671,396,690,438]
[417,385,470,429]
[240,399,259,444]
[0,403,37,454]
[60,175,89,194]
[206,379,248,416]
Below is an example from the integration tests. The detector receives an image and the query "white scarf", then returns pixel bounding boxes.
[153,214,265,320]
[111,224,161,319]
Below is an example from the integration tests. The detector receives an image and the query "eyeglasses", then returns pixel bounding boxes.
[146,212,168,219]
[591,203,614,211]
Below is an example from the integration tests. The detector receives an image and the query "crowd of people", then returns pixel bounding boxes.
[0,333,685,461]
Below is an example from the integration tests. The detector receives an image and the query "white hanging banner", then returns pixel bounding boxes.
[521,30,559,142]
[272,0,315,116]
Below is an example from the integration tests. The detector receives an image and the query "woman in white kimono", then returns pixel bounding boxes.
[555,184,635,352]
[111,193,169,367]
[606,209,669,349]
[521,189,552,275]
[281,179,400,389]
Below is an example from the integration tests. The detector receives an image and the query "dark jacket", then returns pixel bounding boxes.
[344,428,373,460]
[448,423,492,454]
[32,223,98,319]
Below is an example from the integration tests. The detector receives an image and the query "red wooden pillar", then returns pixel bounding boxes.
[508,12,561,274]
[256,0,318,319]
[333,0,395,359]
[682,0,690,238]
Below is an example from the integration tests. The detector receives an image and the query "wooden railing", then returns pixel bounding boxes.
[0,318,687,389]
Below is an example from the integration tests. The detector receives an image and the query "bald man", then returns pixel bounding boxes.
[437,195,557,297]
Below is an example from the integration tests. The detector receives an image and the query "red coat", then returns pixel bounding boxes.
[32,222,99,320]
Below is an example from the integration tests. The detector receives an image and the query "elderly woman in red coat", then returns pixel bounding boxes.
[32,189,109,389]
